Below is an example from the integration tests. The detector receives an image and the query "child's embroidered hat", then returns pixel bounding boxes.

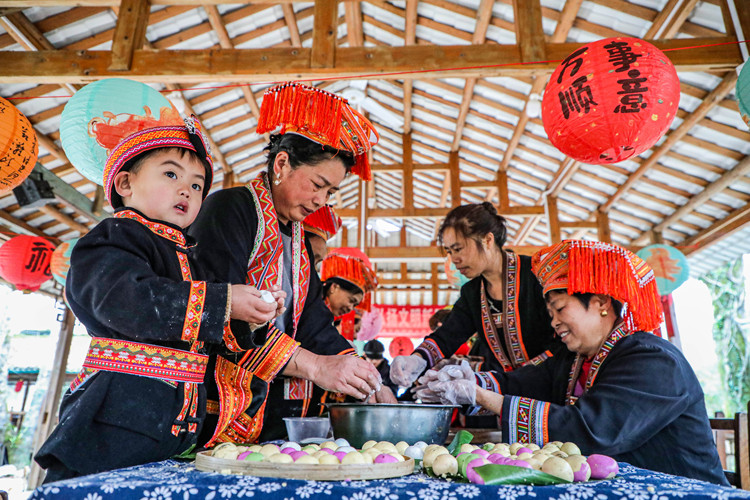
[103,115,213,208]
[531,239,662,332]
[256,82,379,181]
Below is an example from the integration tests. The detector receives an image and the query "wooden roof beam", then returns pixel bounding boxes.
[0,11,78,95]
[680,202,750,256]
[633,152,750,245]
[109,0,150,71]
[1,37,738,83]
[601,70,738,213]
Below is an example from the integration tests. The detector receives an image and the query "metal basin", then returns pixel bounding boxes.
[327,402,458,449]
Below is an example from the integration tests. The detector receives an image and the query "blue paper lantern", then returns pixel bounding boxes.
[60,79,181,185]
[50,237,78,286]
[636,244,689,296]
[737,62,750,128]
[444,256,470,289]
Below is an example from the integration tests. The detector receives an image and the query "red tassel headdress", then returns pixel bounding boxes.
[256,82,379,181]
[321,247,379,311]
[303,205,342,241]
[531,239,662,332]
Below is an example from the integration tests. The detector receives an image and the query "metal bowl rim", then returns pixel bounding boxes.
[325,403,460,409]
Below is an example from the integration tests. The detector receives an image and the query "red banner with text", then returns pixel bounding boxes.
[376,305,446,338]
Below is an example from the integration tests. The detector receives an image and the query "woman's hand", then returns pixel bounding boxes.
[367,385,397,404]
[284,348,382,400]
[266,285,287,318]
[230,284,277,325]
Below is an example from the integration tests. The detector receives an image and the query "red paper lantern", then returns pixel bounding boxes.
[0,97,38,192]
[542,37,680,164]
[0,235,55,291]
[389,336,413,358]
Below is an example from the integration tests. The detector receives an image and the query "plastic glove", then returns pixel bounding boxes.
[389,355,427,387]
[417,369,440,386]
[428,379,477,405]
[413,384,443,403]
[439,359,474,381]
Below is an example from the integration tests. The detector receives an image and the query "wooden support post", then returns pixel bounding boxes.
[109,0,150,71]
[311,0,338,68]
[431,262,439,305]
[402,132,414,214]
[400,227,408,281]
[28,306,76,489]
[449,151,460,207]
[545,194,561,244]
[496,169,510,209]
[512,0,546,63]
[597,209,611,243]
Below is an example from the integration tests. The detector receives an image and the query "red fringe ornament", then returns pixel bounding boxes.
[321,247,378,312]
[257,82,378,182]
[532,240,663,333]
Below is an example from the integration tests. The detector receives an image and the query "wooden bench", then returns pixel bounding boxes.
[709,410,749,489]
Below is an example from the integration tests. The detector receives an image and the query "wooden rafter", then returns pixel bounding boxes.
[449,0,494,151]
[601,71,738,213]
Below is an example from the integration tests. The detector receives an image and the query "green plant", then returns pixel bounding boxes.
[700,258,750,416]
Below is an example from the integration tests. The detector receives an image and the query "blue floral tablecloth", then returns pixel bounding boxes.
[30,460,750,500]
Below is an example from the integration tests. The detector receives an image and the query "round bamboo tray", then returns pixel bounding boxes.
[195,451,415,481]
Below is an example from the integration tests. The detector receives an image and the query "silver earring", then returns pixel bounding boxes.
[274,178,281,186]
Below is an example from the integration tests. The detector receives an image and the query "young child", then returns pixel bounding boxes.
[35,115,283,483]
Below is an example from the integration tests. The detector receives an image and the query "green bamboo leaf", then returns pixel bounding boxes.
[474,464,571,486]
[447,430,474,456]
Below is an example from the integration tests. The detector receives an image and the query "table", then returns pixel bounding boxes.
[29,459,750,500]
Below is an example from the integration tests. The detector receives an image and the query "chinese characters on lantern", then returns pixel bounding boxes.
[557,47,598,119]
[26,241,53,276]
[0,98,37,190]
[605,41,649,114]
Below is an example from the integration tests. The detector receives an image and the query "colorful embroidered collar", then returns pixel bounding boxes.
[114,208,192,250]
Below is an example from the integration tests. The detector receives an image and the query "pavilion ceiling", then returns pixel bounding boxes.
[0,0,748,304]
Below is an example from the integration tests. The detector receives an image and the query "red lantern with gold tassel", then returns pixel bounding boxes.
[542,37,680,164]
[0,97,38,193]
[0,235,55,291]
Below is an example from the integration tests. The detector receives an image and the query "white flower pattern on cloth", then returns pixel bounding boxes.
[27,459,750,500]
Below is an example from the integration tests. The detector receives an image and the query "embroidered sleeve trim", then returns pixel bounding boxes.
[507,396,550,446]
[182,281,206,343]
[414,338,443,367]
[241,327,300,382]
[521,349,553,367]
[475,371,500,393]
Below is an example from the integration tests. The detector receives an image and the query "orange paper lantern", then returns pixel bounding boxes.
[0,97,38,192]
[0,235,55,291]
[542,37,680,164]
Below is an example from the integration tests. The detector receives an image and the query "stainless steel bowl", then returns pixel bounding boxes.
[327,402,458,448]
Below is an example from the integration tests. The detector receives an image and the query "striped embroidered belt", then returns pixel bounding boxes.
[70,337,209,436]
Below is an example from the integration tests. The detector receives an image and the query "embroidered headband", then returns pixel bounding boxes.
[531,239,662,332]
[321,247,379,311]
[103,115,214,208]
[256,82,379,181]
[303,205,343,241]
